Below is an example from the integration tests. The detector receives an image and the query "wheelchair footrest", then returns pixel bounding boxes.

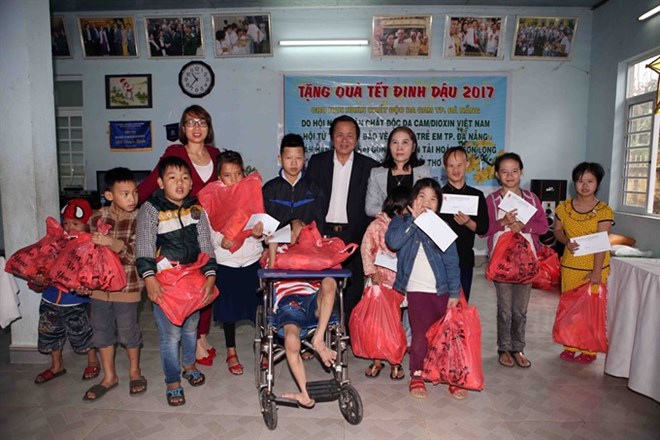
[306,379,340,402]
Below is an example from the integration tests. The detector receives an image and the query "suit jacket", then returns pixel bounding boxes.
[306,150,378,244]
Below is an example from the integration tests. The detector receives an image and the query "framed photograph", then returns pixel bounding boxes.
[105,74,152,109]
[443,15,505,59]
[372,15,432,58]
[78,17,138,58]
[51,16,72,58]
[512,16,578,60]
[211,13,272,57]
[144,16,204,58]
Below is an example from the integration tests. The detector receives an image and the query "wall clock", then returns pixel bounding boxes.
[179,61,215,98]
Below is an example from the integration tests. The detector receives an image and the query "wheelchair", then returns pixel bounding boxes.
[254,268,363,430]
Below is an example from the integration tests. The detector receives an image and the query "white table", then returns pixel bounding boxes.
[605,257,660,402]
[0,257,21,328]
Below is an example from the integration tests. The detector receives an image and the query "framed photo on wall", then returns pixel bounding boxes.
[372,15,432,58]
[211,13,272,57]
[144,16,204,58]
[443,15,505,59]
[105,74,152,109]
[78,16,138,58]
[51,16,72,58]
[512,16,578,60]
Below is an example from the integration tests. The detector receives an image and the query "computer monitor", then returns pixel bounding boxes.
[96,170,152,206]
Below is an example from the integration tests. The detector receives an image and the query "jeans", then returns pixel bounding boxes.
[153,304,199,385]
[493,282,531,353]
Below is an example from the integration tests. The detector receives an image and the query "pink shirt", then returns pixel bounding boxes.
[361,213,397,289]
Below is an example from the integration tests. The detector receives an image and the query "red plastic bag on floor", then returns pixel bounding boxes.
[266,221,358,270]
[486,231,539,284]
[422,295,484,391]
[197,172,264,253]
[5,217,70,281]
[349,284,406,364]
[155,253,220,326]
[532,245,561,291]
[48,221,126,292]
[552,283,608,353]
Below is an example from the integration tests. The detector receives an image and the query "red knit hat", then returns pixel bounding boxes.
[61,199,93,224]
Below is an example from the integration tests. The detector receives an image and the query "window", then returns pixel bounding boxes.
[54,78,85,189]
[622,55,660,214]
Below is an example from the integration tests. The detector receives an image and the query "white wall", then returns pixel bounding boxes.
[52,5,593,193]
[587,0,660,254]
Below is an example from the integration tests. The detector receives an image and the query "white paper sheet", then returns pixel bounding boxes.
[243,213,280,236]
[374,251,398,272]
[498,191,537,224]
[572,231,611,256]
[439,194,479,215]
[268,224,292,243]
[414,210,458,252]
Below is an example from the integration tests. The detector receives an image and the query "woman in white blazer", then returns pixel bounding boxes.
[365,126,432,217]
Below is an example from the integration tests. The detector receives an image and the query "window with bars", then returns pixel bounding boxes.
[622,55,659,215]
[54,79,84,189]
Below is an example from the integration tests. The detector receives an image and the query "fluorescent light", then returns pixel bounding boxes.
[279,39,369,47]
[638,5,660,21]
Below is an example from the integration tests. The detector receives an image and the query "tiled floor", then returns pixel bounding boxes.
[1,268,658,439]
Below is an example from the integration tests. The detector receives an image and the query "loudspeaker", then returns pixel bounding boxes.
[530,179,567,248]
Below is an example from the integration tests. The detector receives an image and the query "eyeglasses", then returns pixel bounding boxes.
[184,119,208,127]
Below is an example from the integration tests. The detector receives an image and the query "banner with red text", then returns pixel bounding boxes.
[284,74,508,187]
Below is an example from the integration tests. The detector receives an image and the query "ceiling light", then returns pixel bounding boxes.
[638,5,660,21]
[279,39,369,47]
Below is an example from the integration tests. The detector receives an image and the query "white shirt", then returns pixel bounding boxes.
[211,230,263,268]
[193,161,214,183]
[406,245,436,293]
[325,151,354,223]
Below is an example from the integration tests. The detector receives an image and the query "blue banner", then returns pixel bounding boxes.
[109,121,152,150]
[284,74,508,187]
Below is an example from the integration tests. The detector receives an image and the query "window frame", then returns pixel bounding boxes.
[55,107,85,189]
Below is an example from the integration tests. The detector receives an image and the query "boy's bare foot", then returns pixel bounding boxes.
[282,392,315,409]
[312,339,337,366]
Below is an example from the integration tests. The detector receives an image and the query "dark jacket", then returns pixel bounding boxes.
[135,189,216,279]
[262,169,327,230]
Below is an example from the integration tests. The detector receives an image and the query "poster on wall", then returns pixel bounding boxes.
[512,16,578,60]
[372,15,431,58]
[284,74,508,188]
[78,16,138,58]
[144,16,204,57]
[443,15,505,59]
[109,121,152,151]
[211,13,272,57]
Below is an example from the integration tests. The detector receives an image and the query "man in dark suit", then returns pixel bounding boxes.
[306,115,378,327]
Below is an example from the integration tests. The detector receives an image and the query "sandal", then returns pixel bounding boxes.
[83,382,118,402]
[82,366,100,380]
[166,386,185,406]
[390,364,405,381]
[226,354,244,376]
[129,376,148,396]
[35,368,67,384]
[409,378,428,399]
[364,362,383,378]
[182,369,206,387]
[511,352,531,368]
[498,352,515,368]
[448,385,469,400]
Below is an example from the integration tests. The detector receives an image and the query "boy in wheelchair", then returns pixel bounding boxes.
[266,219,338,409]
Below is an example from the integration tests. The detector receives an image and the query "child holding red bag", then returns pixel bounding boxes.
[361,186,409,381]
[482,153,548,369]
[553,162,613,363]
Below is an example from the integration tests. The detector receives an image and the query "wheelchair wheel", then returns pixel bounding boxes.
[254,305,264,389]
[338,384,363,425]
[259,388,278,430]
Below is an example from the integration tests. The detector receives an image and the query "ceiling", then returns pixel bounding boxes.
[51,0,609,13]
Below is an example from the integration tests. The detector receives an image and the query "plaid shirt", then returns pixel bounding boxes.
[89,205,141,301]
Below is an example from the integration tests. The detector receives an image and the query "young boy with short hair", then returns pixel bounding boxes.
[136,156,216,407]
[83,168,145,402]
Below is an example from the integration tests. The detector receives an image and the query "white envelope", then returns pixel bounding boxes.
[440,194,479,216]
[498,191,537,224]
[572,231,611,256]
[268,224,292,243]
[374,251,398,272]
[414,210,458,252]
[243,213,280,236]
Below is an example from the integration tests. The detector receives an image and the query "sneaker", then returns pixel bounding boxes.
[560,350,575,362]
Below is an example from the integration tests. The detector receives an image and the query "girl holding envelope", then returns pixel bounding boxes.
[553,162,614,364]
[482,152,548,369]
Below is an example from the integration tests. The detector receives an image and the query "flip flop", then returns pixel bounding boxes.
[35,368,67,384]
[282,393,315,409]
[511,352,531,368]
[166,386,185,406]
[498,352,515,368]
[182,369,206,387]
[129,376,148,396]
[364,362,383,378]
[83,382,119,402]
[82,366,100,380]
[390,364,405,381]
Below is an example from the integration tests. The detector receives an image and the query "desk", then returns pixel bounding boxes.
[605,257,660,402]
[0,257,21,328]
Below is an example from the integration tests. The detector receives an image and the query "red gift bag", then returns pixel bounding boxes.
[349,284,406,365]
[5,217,69,281]
[155,253,220,326]
[422,295,484,391]
[552,283,608,353]
[532,245,561,291]
[48,221,126,292]
[486,231,539,284]
[197,172,264,253]
[268,222,358,270]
